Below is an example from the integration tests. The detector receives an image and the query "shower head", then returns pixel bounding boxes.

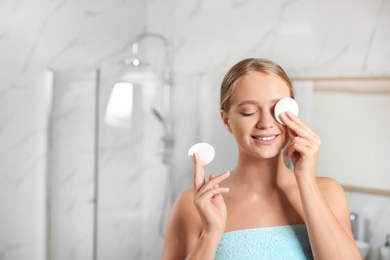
[124,41,145,67]
[120,40,161,85]
[121,33,171,83]
[106,32,172,129]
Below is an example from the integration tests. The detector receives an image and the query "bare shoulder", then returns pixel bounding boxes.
[168,188,202,233]
[316,176,345,199]
[315,176,353,237]
[161,189,202,259]
[174,189,200,219]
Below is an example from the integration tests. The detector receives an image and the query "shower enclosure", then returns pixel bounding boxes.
[45,69,98,260]
[45,65,174,259]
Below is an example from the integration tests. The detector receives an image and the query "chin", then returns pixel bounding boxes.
[260,151,281,160]
[248,148,281,160]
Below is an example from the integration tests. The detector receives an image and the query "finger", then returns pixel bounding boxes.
[283,110,305,126]
[209,174,219,188]
[209,174,225,200]
[193,153,205,192]
[279,112,298,137]
[281,112,316,141]
[285,141,307,158]
[285,136,318,158]
[284,139,296,157]
[285,111,317,136]
[286,125,297,141]
[194,186,230,203]
[281,114,308,139]
[197,171,230,197]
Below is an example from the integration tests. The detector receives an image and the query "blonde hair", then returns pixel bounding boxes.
[220,58,294,112]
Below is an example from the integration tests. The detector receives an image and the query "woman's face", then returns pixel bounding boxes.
[222,72,291,159]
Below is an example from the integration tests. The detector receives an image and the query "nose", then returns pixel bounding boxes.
[256,109,274,129]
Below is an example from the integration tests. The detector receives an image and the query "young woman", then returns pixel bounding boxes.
[161,58,361,259]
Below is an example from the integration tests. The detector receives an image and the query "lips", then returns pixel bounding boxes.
[252,135,278,141]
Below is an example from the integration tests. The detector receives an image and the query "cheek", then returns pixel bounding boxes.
[230,118,253,134]
[279,126,289,146]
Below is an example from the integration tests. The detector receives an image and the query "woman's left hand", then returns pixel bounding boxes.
[280,111,321,176]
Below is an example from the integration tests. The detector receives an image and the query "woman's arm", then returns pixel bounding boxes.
[297,175,361,259]
[282,111,361,259]
[161,190,202,260]
[162,154,230,260]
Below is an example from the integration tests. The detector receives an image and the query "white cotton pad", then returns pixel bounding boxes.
[188,143,215,166]
[274,97,299,125]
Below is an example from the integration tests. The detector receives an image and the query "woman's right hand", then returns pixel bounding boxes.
[192,153,230,237]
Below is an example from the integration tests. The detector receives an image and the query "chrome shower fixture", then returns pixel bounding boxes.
[112,32,175,238]
[125,41,141,67]
[106,32,174,166]
[122,33,171,77]
[118,32,173,125]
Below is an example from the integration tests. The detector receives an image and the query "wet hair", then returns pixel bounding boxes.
[220,58,294,112]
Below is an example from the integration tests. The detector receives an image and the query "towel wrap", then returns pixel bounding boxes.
[215,224,313,260]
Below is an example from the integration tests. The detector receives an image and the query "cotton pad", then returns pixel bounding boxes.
[274,97,299,125]
[188,142,215,166]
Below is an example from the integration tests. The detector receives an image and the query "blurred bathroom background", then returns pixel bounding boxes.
[0,0,389,259]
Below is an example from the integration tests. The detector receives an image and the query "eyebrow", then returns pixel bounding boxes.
[237,100,259,107]
[237,98,282,107]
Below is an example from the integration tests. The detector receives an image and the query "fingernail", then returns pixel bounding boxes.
[193,153,197,163]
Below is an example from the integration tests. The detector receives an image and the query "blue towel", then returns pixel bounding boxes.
[215,224,313,260]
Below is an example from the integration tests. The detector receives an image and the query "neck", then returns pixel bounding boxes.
[230,152,291,191]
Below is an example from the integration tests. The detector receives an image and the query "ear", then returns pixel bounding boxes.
[220,109,233,133]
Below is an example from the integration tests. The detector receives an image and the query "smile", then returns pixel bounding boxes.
[253,135,277,141]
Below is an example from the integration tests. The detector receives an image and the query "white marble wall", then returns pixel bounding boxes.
[1,0,390,260]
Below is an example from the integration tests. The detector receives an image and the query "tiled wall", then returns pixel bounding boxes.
[0,0,389,260]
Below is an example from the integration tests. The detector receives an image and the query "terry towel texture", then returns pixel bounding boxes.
[215,225,313,260]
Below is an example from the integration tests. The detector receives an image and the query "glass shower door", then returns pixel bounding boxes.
[46,69,99,260]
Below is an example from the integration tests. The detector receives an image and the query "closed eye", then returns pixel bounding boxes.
[242,111,257,117]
